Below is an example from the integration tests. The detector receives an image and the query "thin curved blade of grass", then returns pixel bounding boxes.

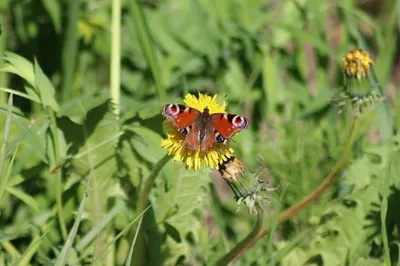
[381,161,391,266]
[14,230,50,266]
[0,87,40,103]
[55,192,88,266]
[6,116,37,158]
[396,243,400,266]
[128,0,165,101]
[1,241,20,261]
[0,94,13,201]
[74,132,123,159]
[5,187,40,211]
[76,200,125,252]
[91,205,151,264]
[125,215,143,266]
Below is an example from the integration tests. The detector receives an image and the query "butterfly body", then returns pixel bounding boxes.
[163,104,249,153]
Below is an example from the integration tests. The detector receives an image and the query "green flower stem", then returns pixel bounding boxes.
[61,0,80,101]
[130,154,171,266]
[278,116,360,223]
[110,0,121,118]
[216,202,264,266]
[232,116,360,262]
[49,109,68,241]
[137,154,170,212]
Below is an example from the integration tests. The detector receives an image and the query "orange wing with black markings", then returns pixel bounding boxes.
[211,113,249,139]
[162,104,200,129]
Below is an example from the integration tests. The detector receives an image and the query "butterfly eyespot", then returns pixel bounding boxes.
[179,127,189,135]
[215,133,225,143]
[232,116,248,129]
[164,104,180,116]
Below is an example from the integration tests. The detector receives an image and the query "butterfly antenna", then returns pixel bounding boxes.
[217,94,228,105]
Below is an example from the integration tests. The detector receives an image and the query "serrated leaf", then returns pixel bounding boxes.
[152,164,210,264]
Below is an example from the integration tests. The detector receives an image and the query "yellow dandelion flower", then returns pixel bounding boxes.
[331,49,383,115]
[342,49,374,80]
[161,93,236,171]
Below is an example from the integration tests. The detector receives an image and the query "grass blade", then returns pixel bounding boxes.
[125,215,143,266]
[0,87,40,103]
[14,230,50,266]
[128,0,166,101]
[76,200,125,251]
[61,0,80,101]
[55,192,88,266]
[0,94,13,201]
[91,205,151,263]
[110,0,121,117]
[381,160,391,266]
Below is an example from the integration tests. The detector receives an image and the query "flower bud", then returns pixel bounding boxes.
[218,157,276,214]
[331,49,383,115]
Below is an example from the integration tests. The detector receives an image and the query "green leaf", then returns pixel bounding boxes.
[55,192,87,266]
[152,165,210,265]
[76,200,124,252]
[59,93,110,124]
[0,95,13,201]
[129,126,164,164]
[2,52,35,87]
[5,187,40,211]
[0,87,40,103]
[42,0,61,33]
[34,58,60,111]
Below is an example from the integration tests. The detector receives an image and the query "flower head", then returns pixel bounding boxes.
[331,49,383,116]
[342,49,374,80]
[218,157,277,214]
[161,92,234,171]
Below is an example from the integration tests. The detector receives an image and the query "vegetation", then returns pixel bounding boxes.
[0,0,399,265]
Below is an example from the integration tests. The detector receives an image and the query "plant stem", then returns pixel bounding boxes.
[216,202,264,266]
[128,0,166,102]
[232,116,360,262]
[137,154,170,212]
[61,0,80,101]
[0,18,6,103]
[381,161,391,266]
[0,95,13,200]
[49,109,68,241]
[110,0,121,118]
[131,154,170,266]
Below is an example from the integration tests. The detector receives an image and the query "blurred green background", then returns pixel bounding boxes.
[0,0,400,265]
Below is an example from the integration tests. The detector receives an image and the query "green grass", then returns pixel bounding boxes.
[0,0,399,265]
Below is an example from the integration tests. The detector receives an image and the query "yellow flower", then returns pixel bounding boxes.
[161,93,234,171]
[218,156,245,181]
[342,49,374,80]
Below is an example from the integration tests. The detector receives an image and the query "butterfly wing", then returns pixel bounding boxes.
[162,104,200,129]
[211,113,249,139]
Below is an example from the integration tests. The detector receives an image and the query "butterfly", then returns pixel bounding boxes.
[162,104,249,153]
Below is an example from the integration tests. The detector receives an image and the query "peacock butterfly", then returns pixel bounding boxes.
[162,104,249,153]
